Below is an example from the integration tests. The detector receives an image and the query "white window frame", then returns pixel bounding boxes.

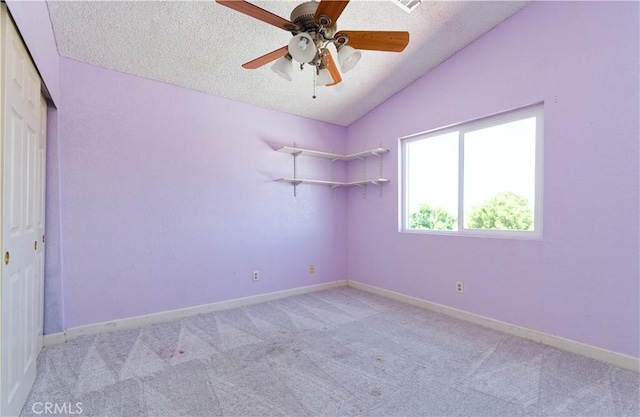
[400,104,544,239]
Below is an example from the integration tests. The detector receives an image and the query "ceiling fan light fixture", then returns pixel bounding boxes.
[315,67,333,86]
[337,44,361,73]
[288,32,317,63]
[271,55,293,81]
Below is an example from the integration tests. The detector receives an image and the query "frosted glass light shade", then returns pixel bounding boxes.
[271,56,293,81]
[315,68,333,86]
[288,33,317,63]
[338,45,361,73]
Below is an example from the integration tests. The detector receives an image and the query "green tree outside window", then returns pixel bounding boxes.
[468,192,533,230]
[409,205,457,230]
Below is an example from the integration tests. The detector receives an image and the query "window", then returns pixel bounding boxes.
[401,104,543,238]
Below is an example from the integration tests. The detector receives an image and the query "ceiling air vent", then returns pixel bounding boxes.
[391,0,422,13]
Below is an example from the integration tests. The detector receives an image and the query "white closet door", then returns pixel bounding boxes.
[1,5,46,416]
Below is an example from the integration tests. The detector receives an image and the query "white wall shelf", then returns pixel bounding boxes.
[277,145,389,161]
[276,178,343,188]
[276,145,390,197]
[276,178,390,188]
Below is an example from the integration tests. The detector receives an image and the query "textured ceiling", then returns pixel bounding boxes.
[47,0,529,126]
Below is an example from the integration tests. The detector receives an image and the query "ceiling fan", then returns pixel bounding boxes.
[216,0,410,93]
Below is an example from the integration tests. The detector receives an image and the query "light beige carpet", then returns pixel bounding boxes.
[20,287,639,416]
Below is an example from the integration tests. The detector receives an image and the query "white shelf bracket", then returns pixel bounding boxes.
[361,157,367,199]
[329,158,337,199]
[378,153,384,197]
[292,144,301,197]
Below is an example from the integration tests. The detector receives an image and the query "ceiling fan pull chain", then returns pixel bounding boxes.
[313,69,317,99]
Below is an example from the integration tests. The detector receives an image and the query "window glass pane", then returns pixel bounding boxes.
[406,132,458,230]
[463,117,536,231]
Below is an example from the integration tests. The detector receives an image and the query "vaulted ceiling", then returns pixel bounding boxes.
[47,0,529,126]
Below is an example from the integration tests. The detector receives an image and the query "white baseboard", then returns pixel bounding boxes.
[44,280,347,347]
[43,332,66,347]
[347,280,639,372]
[43,278,638,372]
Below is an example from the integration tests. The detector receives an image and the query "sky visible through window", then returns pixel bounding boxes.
[406,117,536,229]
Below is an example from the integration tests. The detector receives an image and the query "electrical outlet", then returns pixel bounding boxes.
[252,271,259,282]
[308,264,315,274]
[456,281,464,294]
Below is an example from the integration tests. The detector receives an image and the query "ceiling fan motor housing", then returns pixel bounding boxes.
[290,1,337,38]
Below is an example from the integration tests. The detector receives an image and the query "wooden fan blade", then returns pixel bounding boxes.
[242,46,288,69]
[216,1,299,31]
[314,0,349,26]
[325,51,342,86]
[336,30,410,52]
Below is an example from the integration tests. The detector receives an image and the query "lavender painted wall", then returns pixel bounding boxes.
[346,2,639,357]
[5,0,59,103]
[57,57,348,329]
[43,107,64,334]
